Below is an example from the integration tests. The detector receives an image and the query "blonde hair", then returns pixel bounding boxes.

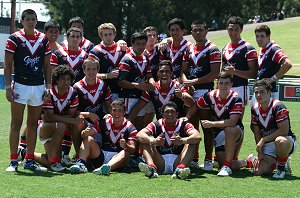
[98,23,116,36]
[82,58,100,70]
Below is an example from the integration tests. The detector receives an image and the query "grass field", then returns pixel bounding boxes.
[0,88,300,198]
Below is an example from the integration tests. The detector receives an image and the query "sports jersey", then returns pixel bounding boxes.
[222,38,258,87]
[99,117,137,152]
[5,29,51,85]
[118,48,151,98]
[144,46,160,81]
[61,37,94,53]
[197,89,243,134]
[183,40,221,90]
[73,77,112,121]
[160,38,191,79]
[141,80,187,119]
[251,98,295,140]
[51,46,88,82]
[146,118,194,155]
[43,86,79,115]
[257,41,288,92]
[89,42,126,93]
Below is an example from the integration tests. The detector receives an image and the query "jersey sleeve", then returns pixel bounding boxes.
[50,52,59,67]
[45,41,51,56]
[88,47,100,61]
[251,108,258,125]
[145,122,156,136]
[5,35,17,54]
[105,86,112,100]
[210,46,222,64]
[185,123,195,134]
[141,91,150,102]
[272,49,288,65]
[70,92,79,108]
[245,45,258,62]
[274,103,289,123]
[127,121,138,141]
[43,98,54,110]
[229,97,243,115]
[197,94,209,109]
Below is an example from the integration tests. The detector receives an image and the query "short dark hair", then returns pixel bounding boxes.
[143,26,158,34]
[255,24,271,37]
[51,65,75,86]
[110,99,126,111]
[131,32,148,44]
[168,18,186,31]
[21,9,37,20]
[66,27,82,37]
[82,58,100,71]
[157,60,173,72]
[218,71,233,82]
[44,19,61,32]
[69,16,84,27]
[191,20,207,30]
[162,101,178,113]
[254,79,272,92]
[226,16,244,29]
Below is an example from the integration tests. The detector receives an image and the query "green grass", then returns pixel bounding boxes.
[211,19,300,76]
[1,90,300,197]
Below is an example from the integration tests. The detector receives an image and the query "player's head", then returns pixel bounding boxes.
[44,19,61,42]
[191,20,208,42]
[217,71,233,92]
[157,60,173,83]
[82,58,100,79]
[168,18,186,31]
[255,25,271,48]
[143,26,158,45]
[226,16,243,42]
[253,79,272,103]
[66,27,82,48]
[162,101,179,123]
[51,65,75,87]
[110,99,126,119]
[131,32,148,55]
[69,16,84,31]
[21,9,37,20]
[98,23,116,45]
[168,18,185,41]
[226,16,244,29]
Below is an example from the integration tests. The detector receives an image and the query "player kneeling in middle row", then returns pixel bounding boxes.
[70,99,137,174]
[136,101,201,179]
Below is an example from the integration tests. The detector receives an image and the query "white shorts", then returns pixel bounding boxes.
[193,89,210,100]
[215,126,244,149]
[263,136,297,158]
[37,121,51,145]
[231,86,249,106]
[123,98,148,116]
[102,150,118,164]
[162,154,178,174]
[13,82,45,106]
[250,92,279,108]
[143,101,155,114]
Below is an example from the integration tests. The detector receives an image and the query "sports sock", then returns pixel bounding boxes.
[277,157,288,171]
[20,135,27,149]
[223,160,232,168]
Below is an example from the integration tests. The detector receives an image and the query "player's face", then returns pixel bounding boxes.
[100,29,116,46]
[162,106,178,125]
[110,105,126,120]
[191,24,208,43]
[254,86,271,104]
[83,62,99,81]
[56,74,72,92]
[45,27,60,42]
[71,22,83,32]
[227,24,243,43]
[255,31,270,48]
[217,78,232,93]
[157,65,172,85]
[146,30,158,46]
[67,31,82,48]
[169,24,184,41]
[132,39,147,55]
[21,14,37,31]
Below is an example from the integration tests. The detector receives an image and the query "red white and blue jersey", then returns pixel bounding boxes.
[73,78,112,121]
[222,38,258,87]
[144,46,160,81]
[118,48,151,98]
[5,29,51,85]
[257,41,288,92]
[43,86,79,115]
[197,89,243,134]
[89,42,126,93]
[51,46,88,82]
[99,117,137,152]
[61,37,94,53]
[160,38,192,79]
[141,80,188,119]
[183,40,221,90]
[251,98,295,140]
[146,118,194,155]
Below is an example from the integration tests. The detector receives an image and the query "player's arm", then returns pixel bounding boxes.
[43,108,82,125]
[193,62,220,85]
[180,61,189,82]
[79,111,100,123]
[4,52,14,102]
[122,139,136,154]
[251,124,262,144]
[226,60,258,79]
[260,119,289,143]
[270,58,292,82]
[43,53,51,89]
[202,114,240,128]
[136,127,153,144]
[184,128,201,144]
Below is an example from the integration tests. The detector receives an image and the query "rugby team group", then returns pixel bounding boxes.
[4,9,297,179]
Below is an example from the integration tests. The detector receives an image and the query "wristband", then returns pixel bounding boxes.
[272,74,278,80]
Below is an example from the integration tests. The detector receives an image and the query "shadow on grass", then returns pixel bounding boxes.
[230,169,255,178]
[265,174,300,181]
[16,170,64,177]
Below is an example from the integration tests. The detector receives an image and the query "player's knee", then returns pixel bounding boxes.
[224,127,239,137]
[11,121,22,132]
[274,136,288,147]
